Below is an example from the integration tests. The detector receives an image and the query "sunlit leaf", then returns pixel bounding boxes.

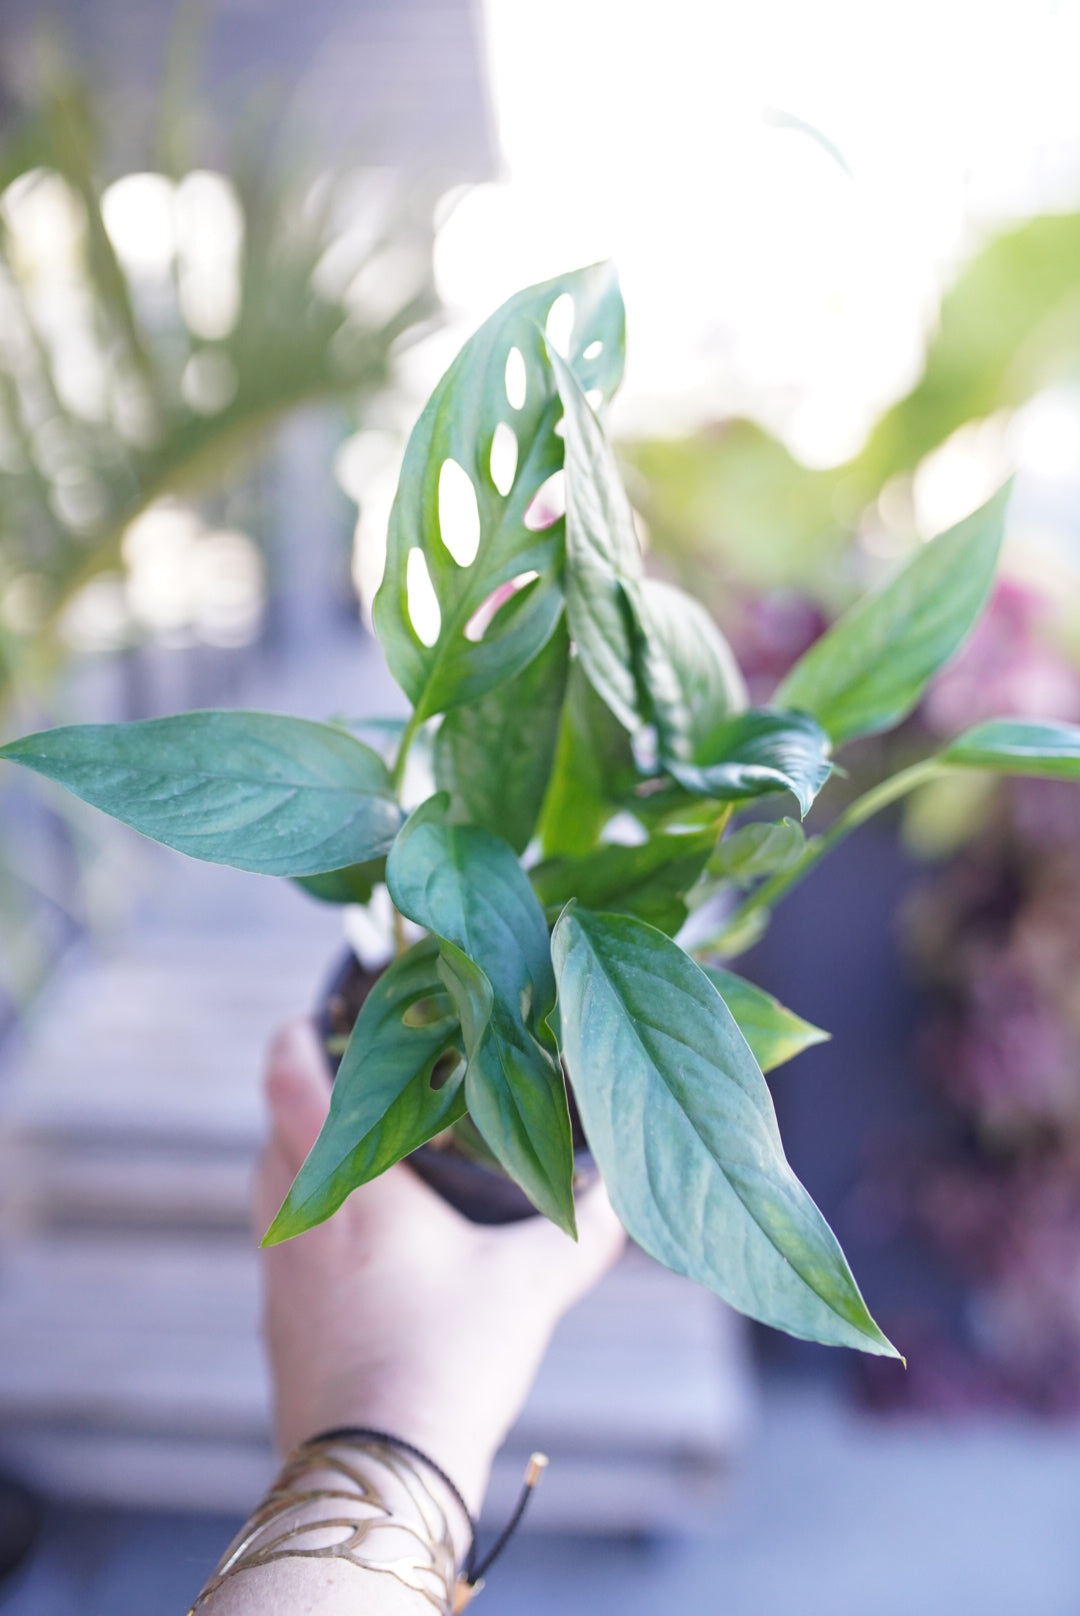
[0,711,401,875]
[374,264,625,721]
[550,345,643,733]
[386,796,575,1233]
[702,965,829,1072]
[941,717,1080,778]
[551,906,898,1354]
[263,939,466,1243]
[775,486,1009,746]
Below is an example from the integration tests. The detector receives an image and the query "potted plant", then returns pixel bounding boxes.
[5,261,1080,1362]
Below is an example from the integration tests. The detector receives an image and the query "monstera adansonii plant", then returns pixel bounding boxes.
[7,263,1080,1359]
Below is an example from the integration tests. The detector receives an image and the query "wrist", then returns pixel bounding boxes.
[277,1375,497,1522]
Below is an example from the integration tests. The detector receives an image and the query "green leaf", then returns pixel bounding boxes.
[386,796,576,1233]
[550,345,643,733]
[263,939,466,1243]
[708,818,806,885]
[775,485,1010,746]
[434,618,570,853]
[373,264,625,721]
[634,577,747,761]
[532,826,719,936]
[293,858,386,904]
[537,660,638,857]
[668,709,833,818]
[702,966,829,1072]
[551,907,898,1355]
[941,718,1080,778]
[0,712,402,876]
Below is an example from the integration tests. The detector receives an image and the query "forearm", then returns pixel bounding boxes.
[197,1558,427,1616]
[189,1436,472,1616]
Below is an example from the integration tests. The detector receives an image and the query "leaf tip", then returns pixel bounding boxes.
[260,1192,312,1247]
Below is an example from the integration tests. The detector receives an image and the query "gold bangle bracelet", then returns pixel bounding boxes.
[188,1435,465,1614]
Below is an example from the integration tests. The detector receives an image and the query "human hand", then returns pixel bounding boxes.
[253,1020,625,1518]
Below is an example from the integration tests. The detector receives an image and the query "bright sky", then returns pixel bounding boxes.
[433,0,1080,463]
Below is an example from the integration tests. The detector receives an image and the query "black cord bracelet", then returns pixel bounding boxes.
[306,1425,548,1597]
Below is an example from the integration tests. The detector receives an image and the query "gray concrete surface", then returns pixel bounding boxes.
[4,1378,1080,1615]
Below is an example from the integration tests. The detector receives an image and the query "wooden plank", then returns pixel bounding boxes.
[0,916,756,1529]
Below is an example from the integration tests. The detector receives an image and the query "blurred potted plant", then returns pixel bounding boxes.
[847,583,1080,1411]
[0,59,439,1012]
[4,263,1080,1363]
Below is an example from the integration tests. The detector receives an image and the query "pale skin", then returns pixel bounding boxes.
[195,1019,625,1614]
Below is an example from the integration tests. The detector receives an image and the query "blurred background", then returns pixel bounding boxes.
[3,1,1080,1611]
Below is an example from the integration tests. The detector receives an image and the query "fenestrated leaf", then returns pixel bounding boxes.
[550,345,643,733]
[667,709,833,819]
[775,484,1010,746]
[374,264,625,721]
[532,826,718,935]
[434,618,569,853]
[537,660,638,857]
[293,857,386,904]
[708,818,806,885]
[263,939,466,1243]
[634,577,747,762]
[0,711,402,875]
[940,717,1080,778]
[551,906,898,1354]
[702,965,829,1072]
[386,796,575,1233]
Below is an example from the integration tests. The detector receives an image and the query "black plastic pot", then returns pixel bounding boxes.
[317,950,595,1225]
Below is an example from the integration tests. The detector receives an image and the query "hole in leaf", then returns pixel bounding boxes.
[464,570,540,642]
[523,469,565,531]
[504,346,527,411]
[438,459,480,566]
[403,996,454,1030]
[585,388,603,411]
[489,422,518,495]
[583,339,604,361]
[545,293,575,357]
[430,1050,464,1091]
[406,548,441,646]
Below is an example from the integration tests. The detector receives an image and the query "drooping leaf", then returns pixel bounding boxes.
[537,660,638,856]
[263,939,466,1243]
[708,818,806,885]
[551,906,898,1354]
[940,717,1080,778]
[775,485,1010,746]
[702,965,829,1072]
[293,858,386,904]
[633,577,747,761]
[434,618,570,853]
[550,345,643,733]
[374,264,625,721]
[386,796,575,1233]
[0,712,402,876]
[667,709,833,818]
[532,825,719,935]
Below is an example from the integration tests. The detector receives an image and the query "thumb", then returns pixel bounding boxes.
[264,1018,332,1172]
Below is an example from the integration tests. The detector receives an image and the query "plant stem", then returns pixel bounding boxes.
[391,709,423,796]
[694,757,945,959]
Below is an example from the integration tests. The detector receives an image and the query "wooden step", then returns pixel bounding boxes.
[0,927,756,1529]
